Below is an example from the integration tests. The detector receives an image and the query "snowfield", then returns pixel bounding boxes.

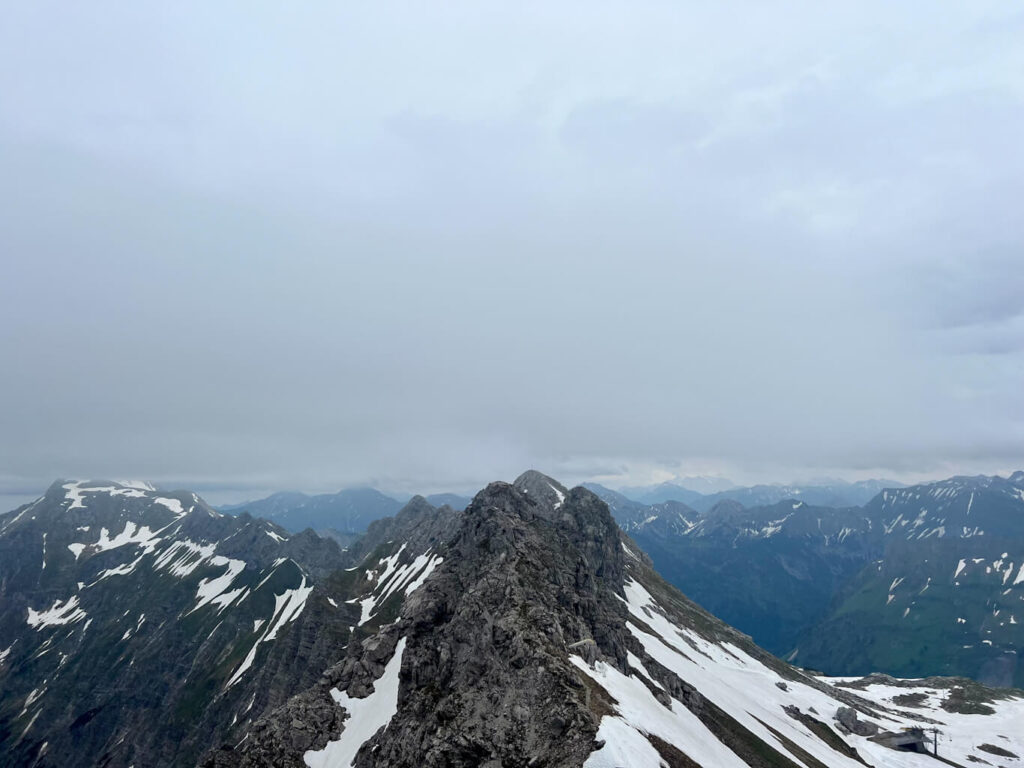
[574,577,1024,768]
[823,676,1024,768]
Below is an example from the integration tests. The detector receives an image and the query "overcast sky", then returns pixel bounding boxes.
[2,2,1023,506]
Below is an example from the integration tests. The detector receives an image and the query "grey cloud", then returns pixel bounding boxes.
[918,251,1024,330]
[1,2,1023,501]
[560,101,708,160]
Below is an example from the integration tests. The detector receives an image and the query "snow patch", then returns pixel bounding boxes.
[354,546,441,627]
[304,636,407,768]
[583,716,666,768]
[94,522,162,555]
[191,556,247,613]
[548,482,566,509]
[64,481,149,510]
[226,577,314,688]
[403,554,444,596]
[93,554,145,582]
[829,676,1024,767]
[153,539,218,577]
[115,480,156,491]
[618,578,908,768]
[153,497,186,517]
[27,596,87,629]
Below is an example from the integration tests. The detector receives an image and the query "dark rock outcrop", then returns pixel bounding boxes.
[209,479,632,767]
[834,706,880,737]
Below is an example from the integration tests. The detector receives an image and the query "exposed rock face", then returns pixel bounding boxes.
[834,706,880,737]
[344,495,461,566]
[346,481,619,767]
[208,479,629,767]
[204,689,345,768]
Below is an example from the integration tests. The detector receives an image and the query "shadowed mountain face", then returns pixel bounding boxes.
[220,489,403,535]
[793,473,1024,687]
[0,482,458,767]
[205,472,1024,768]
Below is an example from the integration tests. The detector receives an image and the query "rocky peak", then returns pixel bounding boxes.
[211,479,634,767]
[392,494,436,522]
[705,498,746,518]
[346,495,461,567]
[690,498,748,535]
[512,469,569,517]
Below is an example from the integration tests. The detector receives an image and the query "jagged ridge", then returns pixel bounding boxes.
[208,472,1024,768]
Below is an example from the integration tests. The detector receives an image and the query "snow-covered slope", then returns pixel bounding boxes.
[585,573,1024,767]
[822,674,1024,767]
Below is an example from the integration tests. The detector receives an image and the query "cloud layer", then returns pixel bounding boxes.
[2,2,1022,501]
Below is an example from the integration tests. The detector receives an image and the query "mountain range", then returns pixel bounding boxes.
[215,478,900,545]
[0,480,357,766]
[219,489,403,537]
[590,472,1024,688]
[616,479,904,513]
[219,490,471,547]
[213,478,902,543]
[2,473,1022,766]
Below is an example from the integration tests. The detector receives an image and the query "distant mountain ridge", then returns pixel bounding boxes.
[593,471,1024,687]
[219,489,472,539]
[617,478,904,511]
[793,471,1024,686]
[219,489,403,534]
[211,476,903,542]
